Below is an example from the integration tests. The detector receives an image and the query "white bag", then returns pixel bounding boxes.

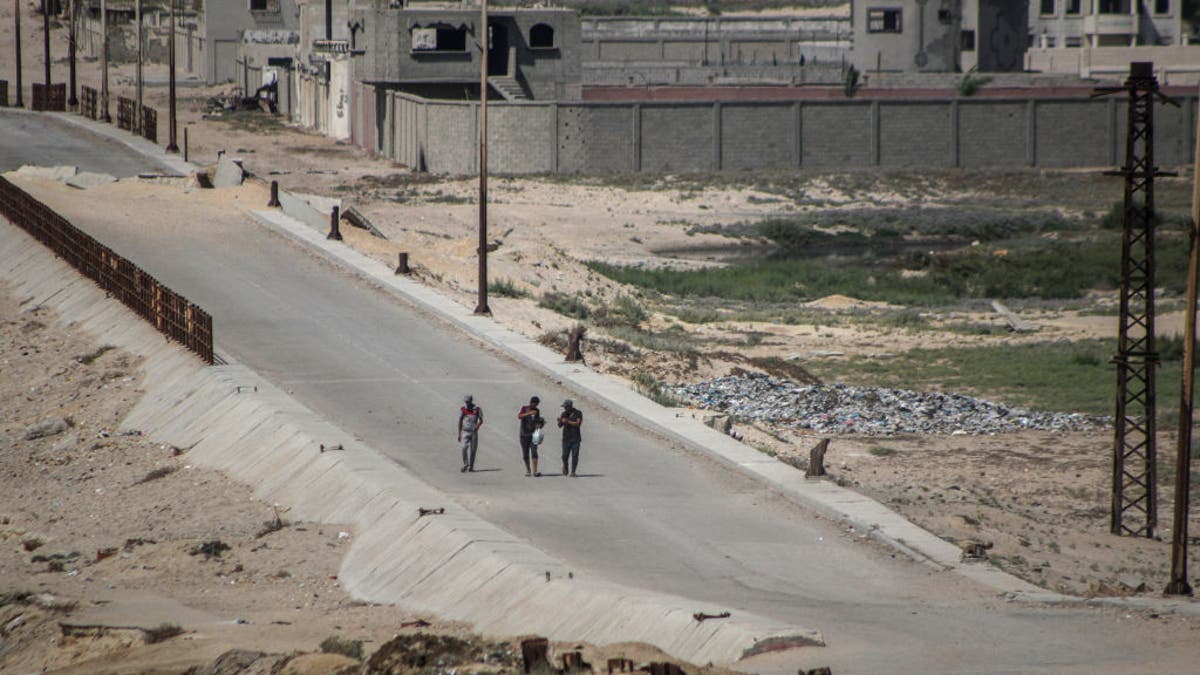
[531,428,544,445]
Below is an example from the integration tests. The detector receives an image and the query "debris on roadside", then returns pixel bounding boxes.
[671,373,1106,435]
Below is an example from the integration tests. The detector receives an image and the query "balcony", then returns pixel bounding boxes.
[1082,14,1136,36]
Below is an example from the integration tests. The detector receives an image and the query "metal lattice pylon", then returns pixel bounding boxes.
[1097,62,1175,538]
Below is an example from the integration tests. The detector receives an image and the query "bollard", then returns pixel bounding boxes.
[183,127,189,162]
[395,251,410,275]
[520,637,549,674]
[327,205,342,240]
[268,180,281,207]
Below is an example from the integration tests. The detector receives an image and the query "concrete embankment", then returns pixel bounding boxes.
[0,216,823,665]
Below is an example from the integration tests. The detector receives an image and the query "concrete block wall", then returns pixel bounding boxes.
[640,104,715,172]
[380,93,1200,175]
[720,103,797,170]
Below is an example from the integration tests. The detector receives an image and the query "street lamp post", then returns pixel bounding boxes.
[41,0,51,88]
[135,0,142,133]
[14,0,24,107]
[68,0,77,107]
[474,0,490,315]
[166,0,178,152]
[100,0,110,121]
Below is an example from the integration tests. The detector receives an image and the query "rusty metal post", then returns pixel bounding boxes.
[41,0,50,88]
[268,180,280,207]
[14,0,24,108]
[67,0,76,107]
[475,0,490,316]
[520,637,549,674]
[165,0,178,152]
[1165,83,1200,596]
[100,0,109,122]
[395,251,409,274]
[134,0,142,134]
[327,205,342,240]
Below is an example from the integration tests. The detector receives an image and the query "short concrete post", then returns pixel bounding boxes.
[395,251,410,274]
[327,205,342,240]
[808,438,830,478]
[268,180,280,207]
[565,323,585,362]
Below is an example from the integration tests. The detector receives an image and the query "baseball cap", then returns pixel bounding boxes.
[562,399,573,407]
[464,394,473,404]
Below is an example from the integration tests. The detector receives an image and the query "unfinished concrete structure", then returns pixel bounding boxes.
[850,0,1028,73]
[193,0,301,85]
[1024,0,1200,81]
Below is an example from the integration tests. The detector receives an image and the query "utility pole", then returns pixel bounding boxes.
[14,0,24,107]
[166,0,178,152]
[1094,62,1177,538]
[1164,83,1200,597]
[68,0,77,108]
[135,0,142,133]
[474,0,490,315]
[100,0,110,121]
[41,0,51,88]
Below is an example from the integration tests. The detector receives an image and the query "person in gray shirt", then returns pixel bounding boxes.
[458,394,484,472]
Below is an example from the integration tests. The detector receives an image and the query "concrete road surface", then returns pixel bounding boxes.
[2,109,1196,673]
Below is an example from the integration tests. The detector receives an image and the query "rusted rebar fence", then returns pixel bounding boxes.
[31,84,66,112]
[117,96,135,131]
[80,87,98,120]
[0,176,214,364]
[141,106,157,143]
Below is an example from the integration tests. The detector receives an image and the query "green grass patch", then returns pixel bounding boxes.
[538,292,590,319]
[869,446,896,457]
[632,372,681,407]
[489,278,528,298]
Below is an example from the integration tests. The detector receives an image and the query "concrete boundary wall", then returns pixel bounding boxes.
[383,91,1199,175]
[0,218,822,665]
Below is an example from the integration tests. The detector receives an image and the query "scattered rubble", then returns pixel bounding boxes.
[671,374,1107,435]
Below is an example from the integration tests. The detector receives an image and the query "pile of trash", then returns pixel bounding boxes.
[670,374,1108,435]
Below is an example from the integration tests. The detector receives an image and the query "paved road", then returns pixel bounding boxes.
[0,111,175,177]
[2,110,1195,673]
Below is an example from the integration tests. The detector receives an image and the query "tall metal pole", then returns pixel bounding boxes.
[67,0,77,107]
[1164,85,1200,596]
[135,0,142,133]
[1101,62,1171,538]
[166,0,178,152]
[474,0,490,315]
[41,0,50,87]
[14,0,24,108]
[100,0,110,121]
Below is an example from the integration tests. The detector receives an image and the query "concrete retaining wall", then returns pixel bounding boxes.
[383,92,1200,175]
[0,218,821,665]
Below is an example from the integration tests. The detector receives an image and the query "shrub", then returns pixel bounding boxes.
[489,278,528,298]
[538,292,590,319]
[320,635,364,660]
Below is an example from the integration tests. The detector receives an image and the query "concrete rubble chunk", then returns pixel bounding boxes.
[12,165,79,181]
[671,373,1107,436]
[213,155,247,188]
[65,172,118,190]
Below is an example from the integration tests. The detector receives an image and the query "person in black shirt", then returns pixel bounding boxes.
[557,399,583,477]
[517,396,544,477]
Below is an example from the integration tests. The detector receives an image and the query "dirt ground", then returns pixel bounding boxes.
[2,2,1200,671]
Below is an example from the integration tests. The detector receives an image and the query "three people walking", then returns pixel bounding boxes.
[455,394,583,477]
